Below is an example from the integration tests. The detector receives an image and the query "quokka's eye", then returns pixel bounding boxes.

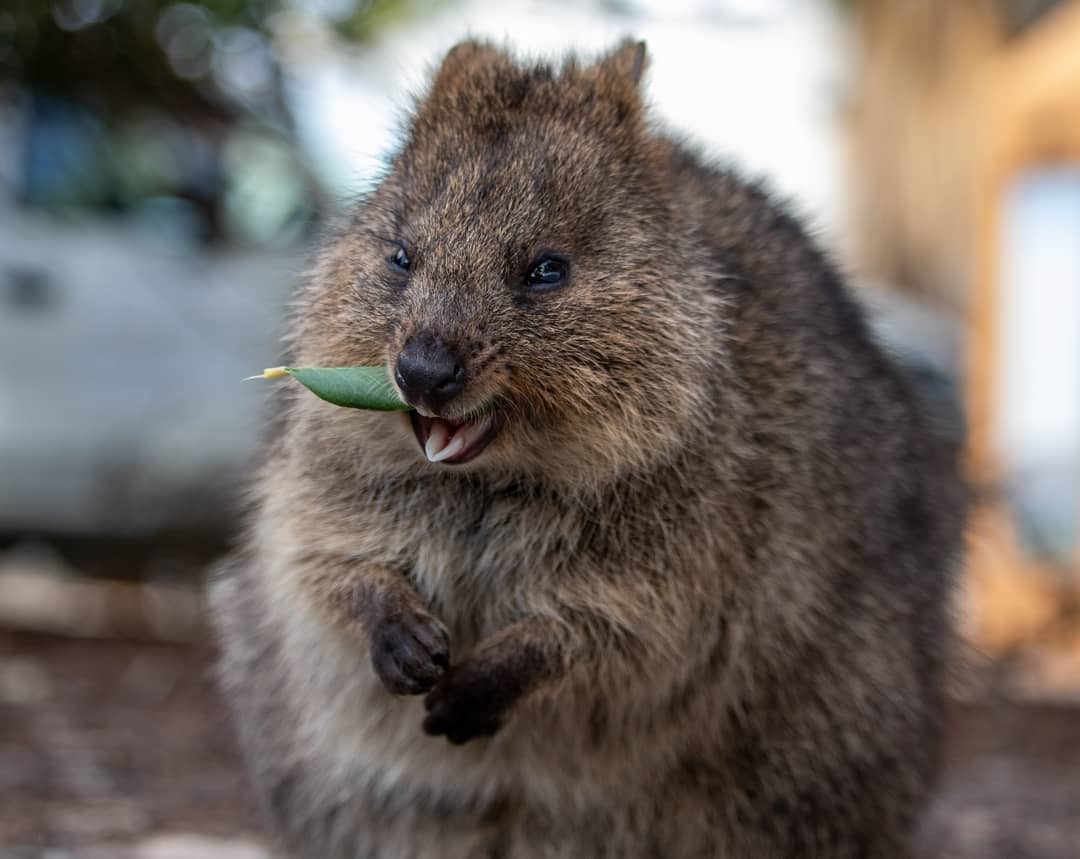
[389,244,411,272]
[524,254,569,290]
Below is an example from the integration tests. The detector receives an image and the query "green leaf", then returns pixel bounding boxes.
[272,366,408,411]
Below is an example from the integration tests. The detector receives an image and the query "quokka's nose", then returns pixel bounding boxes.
[395,333,466,411]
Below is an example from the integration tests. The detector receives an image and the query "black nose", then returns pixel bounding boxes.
[395,333,466,411]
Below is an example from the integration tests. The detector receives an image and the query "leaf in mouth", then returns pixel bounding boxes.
[251,366,408,411]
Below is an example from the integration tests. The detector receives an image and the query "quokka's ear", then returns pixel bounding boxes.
[596,39,648,89]
[429,40,513,101]
[583,39,647,126]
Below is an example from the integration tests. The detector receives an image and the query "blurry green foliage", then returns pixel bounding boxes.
[0,0,440,243]
[331,0,426,42]
[0,1,435,121]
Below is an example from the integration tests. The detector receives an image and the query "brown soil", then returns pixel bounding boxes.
[0,630,257,854]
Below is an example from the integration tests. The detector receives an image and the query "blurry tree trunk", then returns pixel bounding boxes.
[964,0,1080,657]
[845,0,1003,309]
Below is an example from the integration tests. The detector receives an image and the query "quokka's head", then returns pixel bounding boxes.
[295,39,719,488]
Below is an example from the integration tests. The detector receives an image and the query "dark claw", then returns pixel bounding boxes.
[370,612,449,695]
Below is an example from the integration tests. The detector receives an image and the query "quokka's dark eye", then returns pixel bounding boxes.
[389,244,411,272]
[524,254,569,290]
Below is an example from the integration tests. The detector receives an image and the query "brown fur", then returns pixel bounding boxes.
[211,40,966,858]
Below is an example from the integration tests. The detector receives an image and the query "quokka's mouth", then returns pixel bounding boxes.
[409,410,505,465]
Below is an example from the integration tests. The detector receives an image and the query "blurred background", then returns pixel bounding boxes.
[1,0,1078,856]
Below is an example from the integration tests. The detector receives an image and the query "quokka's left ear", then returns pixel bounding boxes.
[595,39,648,89]
[583,39,648,126]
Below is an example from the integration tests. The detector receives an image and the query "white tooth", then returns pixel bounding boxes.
[456,415,491,449]
[429,434,466,463]
[424,421,450,462]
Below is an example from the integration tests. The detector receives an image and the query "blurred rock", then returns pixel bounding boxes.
[0,542,204,641]
[135,834,269,859]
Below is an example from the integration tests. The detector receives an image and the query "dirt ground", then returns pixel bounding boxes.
[0,630,257,857]
[1,629,1078,858]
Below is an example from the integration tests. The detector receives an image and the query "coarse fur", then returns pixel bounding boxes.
[212,40,966,858]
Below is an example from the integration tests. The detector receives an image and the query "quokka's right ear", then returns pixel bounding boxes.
[429,40,513,101]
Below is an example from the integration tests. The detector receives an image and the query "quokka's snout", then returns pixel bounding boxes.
[394,330,468,413]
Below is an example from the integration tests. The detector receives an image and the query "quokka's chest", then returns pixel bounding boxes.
[390,489,590,637]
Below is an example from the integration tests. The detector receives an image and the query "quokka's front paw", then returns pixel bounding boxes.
[422,660,513,745]
[370,611,450,695]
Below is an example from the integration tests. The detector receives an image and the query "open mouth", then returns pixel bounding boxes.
[409,411,504,465]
